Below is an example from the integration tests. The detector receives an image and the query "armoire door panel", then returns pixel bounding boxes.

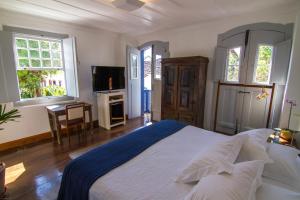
[165,87,176,106]
[177,65,196,112]
[162,111,178,120]
[178,112,195,124]
[161,56,208,127]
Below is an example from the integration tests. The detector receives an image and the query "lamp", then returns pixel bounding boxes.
[289,113,300,146]
[112,0,145,11]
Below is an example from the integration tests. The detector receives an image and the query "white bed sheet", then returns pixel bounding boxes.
[89,125,299,200]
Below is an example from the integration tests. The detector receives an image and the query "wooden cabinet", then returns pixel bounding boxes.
[161,56,208,128]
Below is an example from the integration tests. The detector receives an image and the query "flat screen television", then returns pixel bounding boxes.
[92,66,125,92]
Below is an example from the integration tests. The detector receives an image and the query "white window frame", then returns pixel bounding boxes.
[14,34,64,70]
[13,33,67,100]
[253,44,274,85]
[225,46,242,83]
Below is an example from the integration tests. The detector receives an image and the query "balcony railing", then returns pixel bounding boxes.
[143,89,151,113]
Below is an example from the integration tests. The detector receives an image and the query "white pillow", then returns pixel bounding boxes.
[257,182,300,200]
[237,128,274,163]
[184,160,265,200]
[176,134,248,183]
[263,142,300,192]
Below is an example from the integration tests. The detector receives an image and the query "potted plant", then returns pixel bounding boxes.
[0,104,21,197]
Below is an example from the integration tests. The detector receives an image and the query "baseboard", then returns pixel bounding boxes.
[0,132,52,152]
[0,120,99,152]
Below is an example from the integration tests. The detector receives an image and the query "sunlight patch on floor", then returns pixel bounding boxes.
[5,162,26,185]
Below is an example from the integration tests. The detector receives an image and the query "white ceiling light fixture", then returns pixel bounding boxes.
[112,0,145,11]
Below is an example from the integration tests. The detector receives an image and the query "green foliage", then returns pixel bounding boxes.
[42,60,51,67]
[0,104,21,130]
[17,49,28,57]
[40,41,49,49]
[28,40,39,48]
[42,85,66,96]
[255,45,273,83]
[227,48,240,81]
[31,59,41,67]
[42,51,50,58]
[51,42,60,50]
[16,39,27,48]
[18,59,30,67]
[17,69,66,99]
[30,50,39,58]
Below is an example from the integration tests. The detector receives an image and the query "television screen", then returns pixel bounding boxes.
[92,66,125,92]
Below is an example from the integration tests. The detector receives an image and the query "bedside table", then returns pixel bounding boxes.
[267,132,298,149]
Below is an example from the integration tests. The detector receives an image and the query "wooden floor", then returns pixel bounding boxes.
[0,117,146,200]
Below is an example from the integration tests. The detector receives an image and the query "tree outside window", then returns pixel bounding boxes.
[14,36,66,99]
[254,45,273,84]
[226,47,241,82]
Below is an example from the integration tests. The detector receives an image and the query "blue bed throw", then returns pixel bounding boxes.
[57,120,187,200]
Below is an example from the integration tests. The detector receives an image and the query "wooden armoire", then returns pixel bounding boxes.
[161,56,208,128]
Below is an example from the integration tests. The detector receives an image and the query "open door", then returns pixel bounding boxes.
[127,46,141,119]
[151,42,169,121]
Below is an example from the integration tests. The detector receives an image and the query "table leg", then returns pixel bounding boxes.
[48,113,55,138]
[55,115,62,144]
[89,107,93,134]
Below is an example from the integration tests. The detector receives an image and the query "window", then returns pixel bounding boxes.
[254,45,273,84]
[225,47,241,82]
[130,53,138,79]
[14,35,66,99]
[154,54,162,79]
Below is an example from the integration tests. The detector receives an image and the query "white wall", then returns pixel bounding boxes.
[137,7,299,130]
[0,9,122,143]
[280,11,300,145]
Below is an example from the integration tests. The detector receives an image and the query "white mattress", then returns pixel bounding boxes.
[89,125,299,200]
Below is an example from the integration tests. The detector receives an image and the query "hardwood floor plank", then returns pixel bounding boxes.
[0,117,146,200]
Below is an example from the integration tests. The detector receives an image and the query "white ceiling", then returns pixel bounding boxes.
[0,0,298,36]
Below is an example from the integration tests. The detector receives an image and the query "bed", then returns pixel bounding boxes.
[58,120,300,200]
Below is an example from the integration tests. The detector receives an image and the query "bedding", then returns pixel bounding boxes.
[89,125,299,200]
[237,128,273,163]
[184,160,265,200]
[59,121,300,200]
[176,134,248,183]
[58,120,187,200]
[263,142,300,192]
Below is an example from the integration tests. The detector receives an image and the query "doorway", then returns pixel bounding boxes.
[141,47,152,123]
[213,23,293,135]
[127,41,169,122]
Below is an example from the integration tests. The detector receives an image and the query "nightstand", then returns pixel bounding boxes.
[267,131,298,149]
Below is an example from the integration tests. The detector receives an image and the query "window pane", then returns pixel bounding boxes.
[53,60,62,67]
[40,41,50,49]
[226,47,241,82]
[28,40,39,48]
[155,55,162,79]
[254,45,273,84]
[227,65,239,82]
[42,51,50,58]
[18,59,29,67]
[51,42,61,50]
[42,60,51,67]
[52,51,61,59]
[16,39,27,48]
[14,36,66,99]
[17,69,66,99]
[17,49,28,58]
[31,59,41,67]
[131,54,138,79]
[30,50,40,58]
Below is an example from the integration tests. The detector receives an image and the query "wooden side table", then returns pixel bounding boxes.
[267,132,298,149]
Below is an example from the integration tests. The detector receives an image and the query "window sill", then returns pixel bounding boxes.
[14,96,76,108]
